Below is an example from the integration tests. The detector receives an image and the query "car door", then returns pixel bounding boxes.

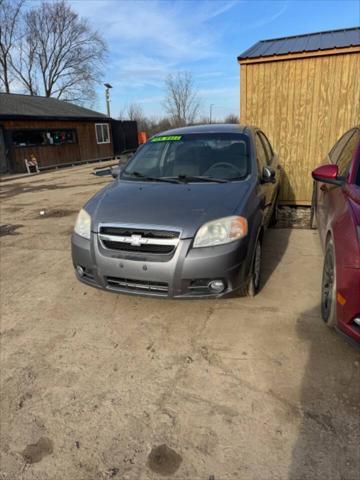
[258,130,280,203]
[255,131,273,225]
[318,128,360,244]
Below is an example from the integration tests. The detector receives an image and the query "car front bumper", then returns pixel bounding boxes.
[71,232,252,298]
[337,264,360,344]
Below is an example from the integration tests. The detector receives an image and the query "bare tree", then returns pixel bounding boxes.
[6,0,107,103]
[163,71,200,127]
[122,102,152,132]
[126,103,144,122]
[0,0,24,93]
[10,14,39,95]
[224,114,239,124]
[197,116,211,125]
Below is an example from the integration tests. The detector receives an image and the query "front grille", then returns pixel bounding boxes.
[106,276,169,295]
[101,241,174,254]
[98,225,180,255]
[100,226,179,239]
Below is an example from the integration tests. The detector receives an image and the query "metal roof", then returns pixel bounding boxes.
[238,27,360,60]
[0,93,108,120]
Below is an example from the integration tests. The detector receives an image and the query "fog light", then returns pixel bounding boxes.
[76,265,84,277]
[353,317,360,327]
[208,279,225,293]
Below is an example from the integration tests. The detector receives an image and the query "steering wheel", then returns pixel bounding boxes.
[205,162,243,177]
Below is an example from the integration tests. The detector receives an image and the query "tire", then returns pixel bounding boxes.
[321,238,337,327]
[310,185,317,229]
[247,239,262,297]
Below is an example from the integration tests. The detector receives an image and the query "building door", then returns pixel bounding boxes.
[0,125,8,173]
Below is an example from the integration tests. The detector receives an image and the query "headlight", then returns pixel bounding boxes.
[193,216,248,248]
[74,208,91,239]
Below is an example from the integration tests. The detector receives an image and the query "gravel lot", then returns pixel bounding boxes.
[0,163,359,480]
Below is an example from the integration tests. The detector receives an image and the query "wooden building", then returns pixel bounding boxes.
[238,27,360,204]
[0,93,114,174]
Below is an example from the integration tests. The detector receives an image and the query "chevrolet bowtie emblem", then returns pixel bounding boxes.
[130,234,143,246]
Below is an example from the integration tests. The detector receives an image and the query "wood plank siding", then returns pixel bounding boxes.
[1,119,113,173]
[240,49,360,204]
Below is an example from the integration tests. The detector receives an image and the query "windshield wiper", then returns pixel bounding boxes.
[167,175,229,184]
[122,171,181,183]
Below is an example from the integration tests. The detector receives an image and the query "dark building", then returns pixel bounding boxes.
[0,93,118,173]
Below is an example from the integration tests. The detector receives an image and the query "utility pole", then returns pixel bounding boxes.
[209,104,214,124]
[104,83,113,117]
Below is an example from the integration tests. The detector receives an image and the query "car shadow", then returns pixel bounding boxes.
[261,227,291,289]
[288,305,360,480]
[261,168,295,289]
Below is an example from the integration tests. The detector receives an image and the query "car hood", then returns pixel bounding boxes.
[88,179,251,238]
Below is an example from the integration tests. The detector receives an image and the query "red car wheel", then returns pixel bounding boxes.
[321,238,337,327]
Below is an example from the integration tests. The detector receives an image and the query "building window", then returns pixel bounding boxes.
[95,123,110,144]
[12,129,77,147]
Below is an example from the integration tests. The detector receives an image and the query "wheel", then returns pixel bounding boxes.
[310,184,317,229]
[247,239,262,297]
[321,239,337,327]
[269,195,279,227]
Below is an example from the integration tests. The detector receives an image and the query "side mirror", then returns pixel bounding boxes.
[312,164,344,187]
[262,166,275,183]
[110,165,122,178]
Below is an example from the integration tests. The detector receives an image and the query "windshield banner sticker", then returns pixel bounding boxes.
[151,135,182,142]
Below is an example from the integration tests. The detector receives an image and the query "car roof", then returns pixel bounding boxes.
[155,124,252,136]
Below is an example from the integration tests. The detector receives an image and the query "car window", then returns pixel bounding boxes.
[122,133,250,181]
[337,130,360,177]
[329,129,354,164]
[258,132,273,165]
[255,133,267,173]
[127,141,167,174]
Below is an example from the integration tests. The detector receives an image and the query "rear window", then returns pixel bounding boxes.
[122,133,250,181]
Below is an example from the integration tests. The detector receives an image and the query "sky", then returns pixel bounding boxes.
[67,0,359,120]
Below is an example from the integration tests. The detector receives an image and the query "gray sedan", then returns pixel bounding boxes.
[72,124,281,298]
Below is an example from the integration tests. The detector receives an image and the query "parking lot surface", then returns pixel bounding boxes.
[1,163,359,480]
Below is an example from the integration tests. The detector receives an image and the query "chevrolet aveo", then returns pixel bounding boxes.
[72,125,281,298]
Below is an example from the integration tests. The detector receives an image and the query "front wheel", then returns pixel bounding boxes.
[247,240,262,297]
[321,239,337,327]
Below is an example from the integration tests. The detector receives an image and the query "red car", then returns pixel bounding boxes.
[311,126,360,344]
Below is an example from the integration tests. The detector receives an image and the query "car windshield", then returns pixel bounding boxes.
[121,133,250,182]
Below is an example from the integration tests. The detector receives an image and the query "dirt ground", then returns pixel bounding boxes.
[0,163,359,480]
